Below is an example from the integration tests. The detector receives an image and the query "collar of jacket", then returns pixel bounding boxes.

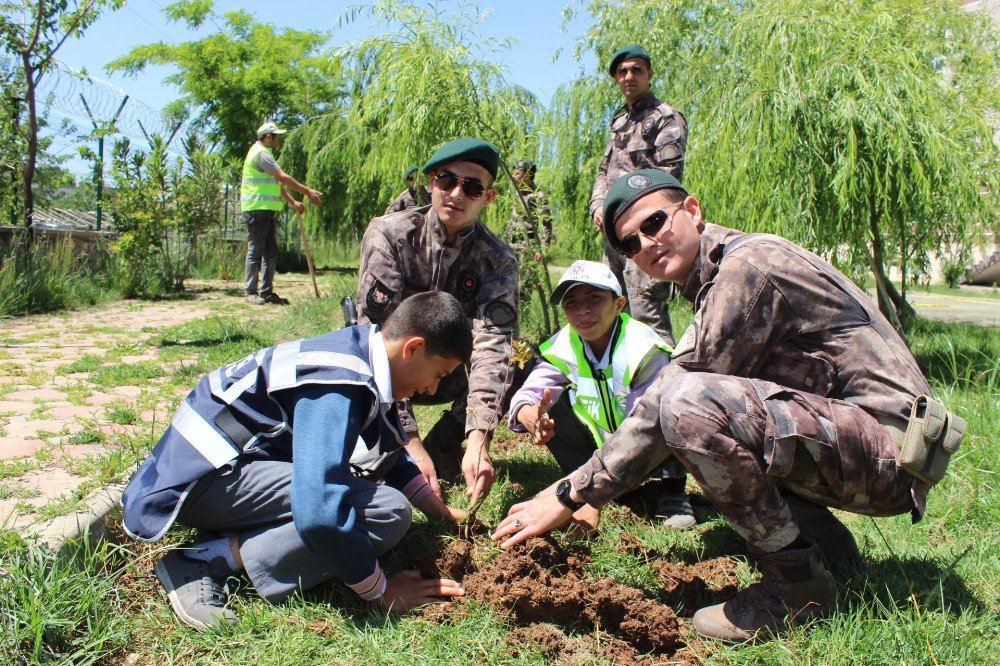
[628,92,661,116]
[679,223,744,303]
[427,206,480,247]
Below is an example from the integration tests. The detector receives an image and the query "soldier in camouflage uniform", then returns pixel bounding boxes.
[359,138,519,506]
[590,45,687,347]
[503,160,552,303]
[494,170,957,643]
[384,166,431,215]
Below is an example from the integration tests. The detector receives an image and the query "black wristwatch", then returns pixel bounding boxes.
[555,479,584,512]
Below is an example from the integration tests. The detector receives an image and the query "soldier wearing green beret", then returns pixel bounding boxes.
[503,160,553,304]
[385,166,431,215]
[494,169,961,643]
[590,44,688,348]
[358,137,520,509]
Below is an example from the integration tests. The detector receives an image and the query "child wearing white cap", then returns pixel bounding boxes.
[508,260,696,529]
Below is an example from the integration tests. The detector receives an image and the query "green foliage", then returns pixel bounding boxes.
[0,0,124,225]
[106,0,343,161]
[548,0,999,325]
[281,0,541,242]
[0,235,117,316]
[108,137,172,297]
[942,259,966,290]
[108,134,225,295]
[0,536,131,664]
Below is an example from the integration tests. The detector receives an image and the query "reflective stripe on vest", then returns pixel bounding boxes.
[539,314,670,447]
[241,142,283,211]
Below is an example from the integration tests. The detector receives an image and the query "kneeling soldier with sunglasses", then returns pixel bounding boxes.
[493,168,964,643]
[358,138,520,511]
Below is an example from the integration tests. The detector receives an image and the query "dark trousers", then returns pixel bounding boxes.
[244,209,279,297]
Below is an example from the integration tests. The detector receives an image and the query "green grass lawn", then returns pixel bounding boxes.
[1,276,997,664]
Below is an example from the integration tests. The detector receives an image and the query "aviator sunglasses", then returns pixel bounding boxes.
[619,204,684,258]
[432,170,487,199]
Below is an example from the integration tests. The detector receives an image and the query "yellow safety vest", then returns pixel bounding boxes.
[539,314,670,447]
[241,143,283,212]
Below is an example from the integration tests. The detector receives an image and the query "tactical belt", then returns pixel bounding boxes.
[895,396,966,485]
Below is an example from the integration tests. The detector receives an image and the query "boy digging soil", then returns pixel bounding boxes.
[121,292,471,630]
[508,260,694,529]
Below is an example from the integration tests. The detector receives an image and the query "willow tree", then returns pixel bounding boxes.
[547,0,999,328]
[281,0,559,330]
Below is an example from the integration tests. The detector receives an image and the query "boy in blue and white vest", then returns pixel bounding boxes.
[121,292,471,630]
[508,260,695,529]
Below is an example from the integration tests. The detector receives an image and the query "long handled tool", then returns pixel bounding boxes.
[295,210,320,299]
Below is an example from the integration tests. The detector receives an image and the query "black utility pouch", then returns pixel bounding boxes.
[899,396,966,485]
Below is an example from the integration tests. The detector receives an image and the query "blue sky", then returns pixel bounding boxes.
[49,0,599,174]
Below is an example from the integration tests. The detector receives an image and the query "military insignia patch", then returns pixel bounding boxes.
[641,116,656,138]
[484,300,517,328]
[366,279,394,312]
[671,320,698,358]
[456,270,480,301]
[627,174,652,190]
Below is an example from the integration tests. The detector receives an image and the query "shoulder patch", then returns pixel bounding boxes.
[455,270,481,302]
[484,300,517,328]
[671,320,698,358]
[641,116,656,139]
[366,279,394,313]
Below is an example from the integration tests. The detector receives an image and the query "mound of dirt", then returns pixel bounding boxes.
[436,537,681,655]
[652,557,742,613]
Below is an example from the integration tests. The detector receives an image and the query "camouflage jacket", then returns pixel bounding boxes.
[574,223,932,505]
[589,92,688,219]
[503,186,552,257]
[384,187,431,215]
[357,205,519,436]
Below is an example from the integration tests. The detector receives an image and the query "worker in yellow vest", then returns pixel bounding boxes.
[242,121,323,305]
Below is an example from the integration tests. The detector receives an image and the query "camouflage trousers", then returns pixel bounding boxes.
[603,234,675,346]
[658,373,918,552]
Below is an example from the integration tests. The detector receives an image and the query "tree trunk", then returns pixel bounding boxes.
[21,54,36,228]
[867,212,914,337]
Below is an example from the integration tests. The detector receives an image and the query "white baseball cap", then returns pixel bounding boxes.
[256,121,287,137]
[550,260,623,306]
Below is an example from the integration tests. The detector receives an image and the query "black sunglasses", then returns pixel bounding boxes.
[433,170,487,199]
[619,205,683,258]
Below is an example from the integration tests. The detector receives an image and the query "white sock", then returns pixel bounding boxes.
[187,537,241,571]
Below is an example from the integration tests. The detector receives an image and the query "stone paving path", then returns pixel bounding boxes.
[0,276,315,544]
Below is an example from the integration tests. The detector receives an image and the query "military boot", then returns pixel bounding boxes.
[692,540,837,642]
[784,494,864,572]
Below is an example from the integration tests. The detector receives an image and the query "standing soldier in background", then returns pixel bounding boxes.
[242,121,323,305]
[358,138,519,508]
[589,46,694,524]
[590,45,687,346]
[503,159,553,304]
[385,166,432,215]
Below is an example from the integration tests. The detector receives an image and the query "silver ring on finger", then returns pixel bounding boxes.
[513,519,523,529]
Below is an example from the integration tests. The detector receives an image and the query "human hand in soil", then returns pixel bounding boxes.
[463,431,496,506]
[406,434,443,500]
[416,491,465,523]
[377,570,465,612]
[516,389,555,446]
[491,491,573,549]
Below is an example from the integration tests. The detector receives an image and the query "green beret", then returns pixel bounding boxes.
[609,44,651,76]
[423,138,500,180]
[514,159,536,173]
[404,166,418,180]
[603,169,687,255]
